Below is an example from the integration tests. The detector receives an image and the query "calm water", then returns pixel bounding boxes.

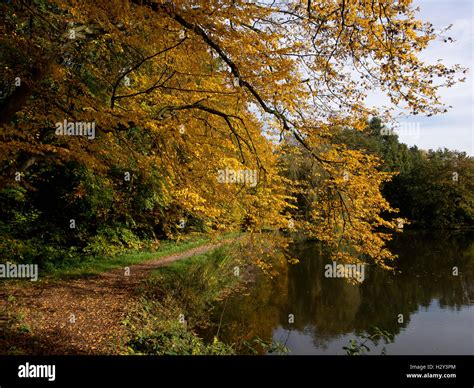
[211,231,474,354]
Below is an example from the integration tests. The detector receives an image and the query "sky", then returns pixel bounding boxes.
[366,0,473,155]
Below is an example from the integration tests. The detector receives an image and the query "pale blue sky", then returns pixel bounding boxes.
[368,0,473,155]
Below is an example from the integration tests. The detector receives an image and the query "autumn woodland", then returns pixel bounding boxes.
[0,0,472,361]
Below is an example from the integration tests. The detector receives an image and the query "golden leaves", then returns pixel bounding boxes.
[2,0,463,267]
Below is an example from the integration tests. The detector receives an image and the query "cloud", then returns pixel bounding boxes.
[364,0,473,155]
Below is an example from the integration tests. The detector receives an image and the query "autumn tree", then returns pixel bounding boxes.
[0,0,465,266]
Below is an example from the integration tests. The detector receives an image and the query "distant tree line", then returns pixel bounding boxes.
[334,118,474,229]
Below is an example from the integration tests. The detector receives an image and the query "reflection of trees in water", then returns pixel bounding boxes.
[386,231,473,311]
[214,231,473,352]
[282,242,362,335]
[213,253,290,352]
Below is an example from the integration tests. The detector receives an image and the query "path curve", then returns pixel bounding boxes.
[0,240,228,355]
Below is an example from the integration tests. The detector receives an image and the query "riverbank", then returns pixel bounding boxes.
[0,233,245,355]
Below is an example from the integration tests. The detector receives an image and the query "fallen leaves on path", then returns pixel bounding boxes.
[0,242,224,355]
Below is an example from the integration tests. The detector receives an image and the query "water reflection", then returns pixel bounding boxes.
[212,231,474,354]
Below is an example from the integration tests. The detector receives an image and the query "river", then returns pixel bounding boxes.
[210,231,474,354]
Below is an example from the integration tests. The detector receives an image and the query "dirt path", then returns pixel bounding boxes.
[0,241,227,355]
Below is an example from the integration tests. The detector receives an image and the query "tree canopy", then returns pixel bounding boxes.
[0,0,466,268]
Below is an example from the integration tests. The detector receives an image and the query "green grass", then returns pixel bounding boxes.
[151,246,213,276]
[43,231,241,279]
[124,244,243,355]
